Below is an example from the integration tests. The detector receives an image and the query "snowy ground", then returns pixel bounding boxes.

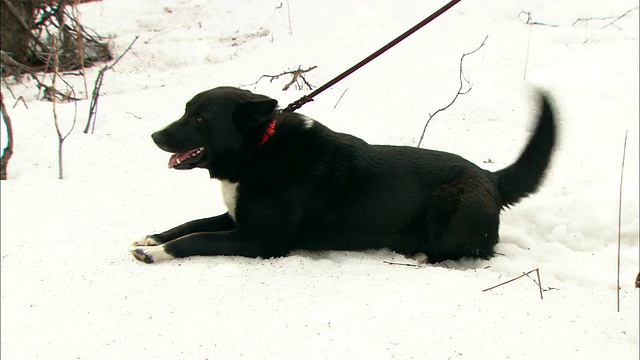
[1,0,639,359]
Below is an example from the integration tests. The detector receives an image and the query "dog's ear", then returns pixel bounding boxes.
[233,98,278,130]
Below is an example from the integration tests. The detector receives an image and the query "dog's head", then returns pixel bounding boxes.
[151,87,278,179]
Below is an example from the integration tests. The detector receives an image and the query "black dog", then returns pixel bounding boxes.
[131,86,555,263]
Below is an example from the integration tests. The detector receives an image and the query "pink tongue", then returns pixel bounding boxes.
[168,150,195,168]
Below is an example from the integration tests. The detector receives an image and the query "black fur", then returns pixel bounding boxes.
[131,86,556,263]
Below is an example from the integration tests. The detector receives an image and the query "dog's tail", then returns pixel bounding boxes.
[493,91,557,208]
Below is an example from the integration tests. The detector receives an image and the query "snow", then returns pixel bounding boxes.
[1,0,638,359]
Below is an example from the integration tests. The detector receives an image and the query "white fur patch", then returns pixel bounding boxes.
[300,114,314,129]
[411,252,429,264]
[220,180,239,220]
[131,236,161,247]
[130,245,175,263]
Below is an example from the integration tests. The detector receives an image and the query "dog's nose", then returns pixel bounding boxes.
[151,131,164,146]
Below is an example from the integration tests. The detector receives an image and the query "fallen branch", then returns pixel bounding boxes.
[616,130,628,312]
[482,268,544,300]
[383,260,423,268]
[417,35,487,148]
[84,35,139,134]
[243,65,317,91]
[38,82,82,102]
[573,7,638,30]
[518,11,559,27]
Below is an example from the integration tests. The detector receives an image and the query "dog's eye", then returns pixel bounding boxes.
[196,116,203,122]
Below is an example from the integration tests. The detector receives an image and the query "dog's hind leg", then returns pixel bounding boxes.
[131,213,236,247]
[424,177,501,263]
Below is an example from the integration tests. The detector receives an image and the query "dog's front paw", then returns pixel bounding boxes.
[130,245,175,264]
[411,252,429,264]
[131,236,162,247]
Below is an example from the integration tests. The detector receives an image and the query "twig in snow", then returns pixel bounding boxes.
[271,1,293,42]
[84,35,139,134]
[616,130,628,312]
[523,15,532,80]
[334,88,348,109]
[243,66,317,91]
[285,0,293,35]
[573,7,639,30]
[282,66,316,90]
[518,11,559,27]
[383,260,423,268]
[126,111,142,120]
[39,81,81,102]
[482,268,544,300]
[417,36,487,148]
[271,2,281,43]
[517,11,559,80]
[1,79,16,100]
[51,36,79,180]
[12,96,28,109]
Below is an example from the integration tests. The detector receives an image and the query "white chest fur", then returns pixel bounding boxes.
[220,180,239,220]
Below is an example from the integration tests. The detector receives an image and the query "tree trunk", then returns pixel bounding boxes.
[0,0,36,65]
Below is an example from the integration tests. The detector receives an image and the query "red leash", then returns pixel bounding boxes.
[282,0,463,113]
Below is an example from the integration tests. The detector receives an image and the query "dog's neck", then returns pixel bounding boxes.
[257,119,277,146]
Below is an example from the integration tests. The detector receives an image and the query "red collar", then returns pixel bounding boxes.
[257,119,277,146]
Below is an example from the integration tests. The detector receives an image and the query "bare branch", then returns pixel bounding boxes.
[51,35,78,179]
[105,35,139,71]
[334,88,348,109]
[243,66,317,91]
[12,96,28,110]
[55,76,79,140]
[417,36,488,148]
[483,268,544,300]
[84,35,139,134]
[573,7,638,29]
[52,36,64,179]
[1,51,42,85]
[383,260,423,268]
[617,130,628,312]
[518,11,559,27]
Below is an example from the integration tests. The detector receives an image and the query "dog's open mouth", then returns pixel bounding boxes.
[168,147,204,169]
